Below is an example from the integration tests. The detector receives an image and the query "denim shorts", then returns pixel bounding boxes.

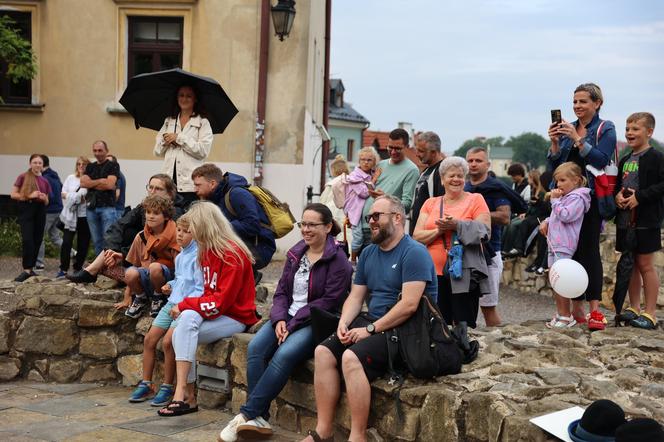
[152,301,178,330]
[134,265,174,299]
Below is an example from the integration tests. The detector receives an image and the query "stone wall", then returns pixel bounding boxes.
[2,273,664,441]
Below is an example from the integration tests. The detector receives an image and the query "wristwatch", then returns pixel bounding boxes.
[366,323,376,335]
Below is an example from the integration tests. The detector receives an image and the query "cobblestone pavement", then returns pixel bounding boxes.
[0,382,302,441]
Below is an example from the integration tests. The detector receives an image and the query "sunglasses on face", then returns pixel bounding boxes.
[364,212,397,223]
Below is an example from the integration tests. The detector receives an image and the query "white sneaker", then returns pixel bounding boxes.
[218,413,247,442]
[237,416,273,438]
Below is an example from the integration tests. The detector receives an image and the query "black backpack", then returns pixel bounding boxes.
[385,295,463,380]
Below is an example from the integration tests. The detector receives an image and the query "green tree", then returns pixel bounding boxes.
[507,132,549,169]
[453,136,504,157]
[0,14,37,103]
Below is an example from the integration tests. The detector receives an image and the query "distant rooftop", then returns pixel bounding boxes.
[329,79,369,125]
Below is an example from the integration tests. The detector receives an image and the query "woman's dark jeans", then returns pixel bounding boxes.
[17,201,47,269]
[60,216,91,272]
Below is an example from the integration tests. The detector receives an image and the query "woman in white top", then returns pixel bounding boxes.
[59,156,91,277]
[154,85,214,208]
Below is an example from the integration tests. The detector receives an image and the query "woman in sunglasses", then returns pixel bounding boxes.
[219,203,352,441]
[413,156,491,330]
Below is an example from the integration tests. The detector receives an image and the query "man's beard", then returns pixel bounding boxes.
[371,222,394,245]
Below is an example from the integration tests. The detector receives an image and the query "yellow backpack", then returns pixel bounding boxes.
[224,185,296,239]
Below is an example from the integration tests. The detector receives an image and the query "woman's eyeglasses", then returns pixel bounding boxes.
[364,212,397,223]
[297,221,326,229]
[146,185,166,192]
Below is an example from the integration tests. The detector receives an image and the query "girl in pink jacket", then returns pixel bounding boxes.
[542,162,591,328]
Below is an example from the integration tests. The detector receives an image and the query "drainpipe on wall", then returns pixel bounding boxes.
[254,0,270,186]
[319,0,332,193]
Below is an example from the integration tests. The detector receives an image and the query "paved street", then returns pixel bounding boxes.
[0,382,301,441]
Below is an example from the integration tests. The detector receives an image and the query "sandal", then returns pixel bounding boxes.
[307,429,334,442]
[545,315,577,329]
[630,313,657,330]
[615,307,640,327]
[158,400,199,417]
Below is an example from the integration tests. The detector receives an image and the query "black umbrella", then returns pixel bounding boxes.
[119,68,238,134]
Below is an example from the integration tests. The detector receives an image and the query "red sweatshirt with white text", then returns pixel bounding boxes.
[178,245,258,326]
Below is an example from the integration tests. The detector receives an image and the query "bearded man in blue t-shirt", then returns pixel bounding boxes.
[304,194,437,442]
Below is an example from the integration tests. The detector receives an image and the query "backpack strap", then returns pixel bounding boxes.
[223,188,238,218]
[595,120,618,164]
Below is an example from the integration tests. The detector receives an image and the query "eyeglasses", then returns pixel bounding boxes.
[387,146,404,151]
[297,221,326,229]
[364,212,398,223]
[146,185,166,192]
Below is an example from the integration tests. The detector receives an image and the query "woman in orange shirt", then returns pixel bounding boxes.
[413,156,491,328]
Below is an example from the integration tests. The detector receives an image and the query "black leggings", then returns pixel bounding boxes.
[60,217,91,272]
[572,197,603,302]
[436,274,480,328]
[17,202,47,270]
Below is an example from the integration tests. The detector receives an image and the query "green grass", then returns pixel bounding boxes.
[0,218,70,258]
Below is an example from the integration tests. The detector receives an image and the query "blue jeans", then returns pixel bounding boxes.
[87,207,118,255]
[241,320,315,420]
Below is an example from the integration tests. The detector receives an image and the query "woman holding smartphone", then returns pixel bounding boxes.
[542,83,617,331]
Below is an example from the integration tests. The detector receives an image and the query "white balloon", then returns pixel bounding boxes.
[549,258,589,299]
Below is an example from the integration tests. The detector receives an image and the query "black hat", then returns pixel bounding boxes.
[615,418,664,442]
[568,400,626,442]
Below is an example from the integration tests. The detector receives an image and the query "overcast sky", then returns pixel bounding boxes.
[331,0,664,153]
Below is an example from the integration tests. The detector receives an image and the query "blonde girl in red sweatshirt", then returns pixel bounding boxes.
[158,201,258,416]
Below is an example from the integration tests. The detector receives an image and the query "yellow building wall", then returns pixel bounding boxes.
[0,0,320,165]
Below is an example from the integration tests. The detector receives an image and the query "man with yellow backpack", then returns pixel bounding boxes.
[191,164,294,284]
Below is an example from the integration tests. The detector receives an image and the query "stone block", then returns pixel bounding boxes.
[197,338,231,367]
[78,300,126,327]
[14,316,78,355]
[116,331,144,355]
[535,368,581,386]
[117,354,143,386]
[366,428,385,442]
[299,414,317,436]
[28,369,44,382]
[276,403,298,432]
[230,333,253,386]
[419,389,459,442]
[135,316,152,336]
[79,330,119,359]
[0,314,11,353]
[81,363,117,382]
[197,388,228,409]
[49,358,82,383]
[231,387,247,414]
[15,282,79,297]
[279,379,317,413]
[501,415,550,442]
[580,377,623,401]
[34,358,48,374]
[374,401,419,441]
[464,392,499,441]
[0,355,20,380]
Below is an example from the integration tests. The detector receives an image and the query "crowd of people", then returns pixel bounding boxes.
[8,81,663,441]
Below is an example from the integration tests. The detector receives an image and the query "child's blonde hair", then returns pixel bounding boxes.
[186,201,254,267]
[358,146,380,165]
[553,162,587,188]
[330,155,349,177]
[627,112,656,130]
[176,212,191,229]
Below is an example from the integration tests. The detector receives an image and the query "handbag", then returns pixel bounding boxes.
[586,121,618,220]
[439,198,463,279]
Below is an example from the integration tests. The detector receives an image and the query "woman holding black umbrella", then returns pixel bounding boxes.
[154,85,213,207]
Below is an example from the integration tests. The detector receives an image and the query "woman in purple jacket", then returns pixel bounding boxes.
[219,203,352,442]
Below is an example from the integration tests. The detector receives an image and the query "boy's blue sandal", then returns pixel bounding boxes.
[630,313,657,330]
[150,384,175,407]
[128,380,154,402]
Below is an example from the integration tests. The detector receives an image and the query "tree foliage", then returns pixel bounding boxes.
[0,14,37,102]
[507,132,549,169]
[453,136,504,157]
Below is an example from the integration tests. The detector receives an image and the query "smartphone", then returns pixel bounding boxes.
[366,182,375,190]
[622,188,634,198]
[551,109,562,125]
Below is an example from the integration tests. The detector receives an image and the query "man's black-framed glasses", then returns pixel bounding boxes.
[364,212,398,223]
